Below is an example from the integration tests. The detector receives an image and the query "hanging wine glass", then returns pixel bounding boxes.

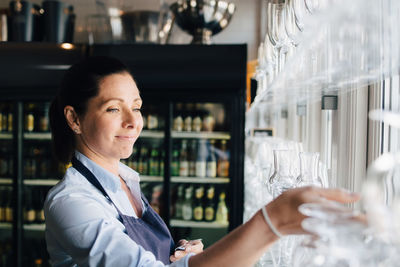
[285,0,302,48]
[304,0,320,14]
[291,0,308,31]
[266,0,289,74]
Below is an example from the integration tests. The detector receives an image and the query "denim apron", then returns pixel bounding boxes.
[71,157,175,265]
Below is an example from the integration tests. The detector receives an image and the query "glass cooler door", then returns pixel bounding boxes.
[169,102,231,247]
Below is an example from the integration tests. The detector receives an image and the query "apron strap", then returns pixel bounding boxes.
[71,156,112,203]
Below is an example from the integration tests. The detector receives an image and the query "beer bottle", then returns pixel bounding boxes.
[0,187,5,222]
[173,103,184,131]
[179,140,189,177]
[128,146,138,170]
[0,147,8,177]
[0,104,4,132]
[216,191,228,224]
[193,186,204,221]
[195,140,207,177]
[217,140,230,177]
[204,186,216,222]
[25,103,35,132]
[0,104,7,132]
[147,107,159,130]
[206,140,217,178]
[24,188,35,224]
[174,185,184,219]
[6,104,13,132]
[5,188,13,223]
[188,140,197,177]
[183,103,193,132]
[171,146,180,176]
[138,146,149,175]
[182,186,193,221]
[159,150,165,176]
[39,102,50,132]
[149,147,160,176]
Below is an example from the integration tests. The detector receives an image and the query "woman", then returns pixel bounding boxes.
[45,56,359,267]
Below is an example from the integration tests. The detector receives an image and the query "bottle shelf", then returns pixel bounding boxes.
[0,178,12,185]
[0,222,12,229]
[0,133,12,139]
[170,219,229,229]
[24,179,59,186]
[171,177,230,184]
[140,176,163,182]
[23,223,45,231]
[172,131,230,140]
[24,132,51,140]
[140,130,164,139]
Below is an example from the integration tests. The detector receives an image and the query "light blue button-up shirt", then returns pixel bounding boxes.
[44,151,193,267]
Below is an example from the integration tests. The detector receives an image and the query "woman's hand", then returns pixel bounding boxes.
[170,239,204,262]
[265,186,360,236]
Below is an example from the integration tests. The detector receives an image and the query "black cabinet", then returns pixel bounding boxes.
[0,43,246,267]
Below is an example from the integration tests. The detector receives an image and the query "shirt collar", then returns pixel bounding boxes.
[74,151,140,193]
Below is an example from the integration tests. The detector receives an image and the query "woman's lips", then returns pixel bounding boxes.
[115,135,136,141]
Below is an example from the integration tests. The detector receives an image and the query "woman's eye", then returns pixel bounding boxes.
[133,108,141,112]
[106,108,119,113]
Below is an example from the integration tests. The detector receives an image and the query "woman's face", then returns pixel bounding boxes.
[77,72,143,161]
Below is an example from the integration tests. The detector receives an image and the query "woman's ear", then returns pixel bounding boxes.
[64,106,81,134]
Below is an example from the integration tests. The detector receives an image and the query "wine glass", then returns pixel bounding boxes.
[291,0,308,31]
[269,149,299,198]
[266,0,289,74]
[296,152,324,187]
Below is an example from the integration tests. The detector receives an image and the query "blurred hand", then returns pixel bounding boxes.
[170,239,204,262]
[266,186,361,236]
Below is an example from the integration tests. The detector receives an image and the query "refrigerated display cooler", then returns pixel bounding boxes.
[0,43,246,266]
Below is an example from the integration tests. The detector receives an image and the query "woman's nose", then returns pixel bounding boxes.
[122,109,141,129]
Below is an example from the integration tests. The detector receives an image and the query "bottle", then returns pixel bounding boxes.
[179,140,189,177]
[159,150,165,176]
[150,184,163,215]
[24,189,35,224]
[38,102,50,132]
[128,146,138,170]
[182,186,193,221]
[174,185,184,219]
[147,107,159,130]
[0,147,8,177]
[206,140,217,178]
[6,104,13,132]
[183,103,193,132]
[1,104,8,132]
[188,140,197,177]
[195,140,207,177]
[138,146,149,175]
[216,191,228,224]
[25,103,35,132]
[192,111,202,132]
[5,188,13,223]
[35,189,45,223]
[173,103,184,131]
[204,187,216,222]
[149,147,160,176]
[217,140,230,178]
[202,112,216,132]
[0,187,5,222]
[171,146,180,176]
[38,146,49,179]
[0,104,5,132]
[193,186,204,221]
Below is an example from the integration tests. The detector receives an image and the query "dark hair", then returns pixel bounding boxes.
[49,56,131,163]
